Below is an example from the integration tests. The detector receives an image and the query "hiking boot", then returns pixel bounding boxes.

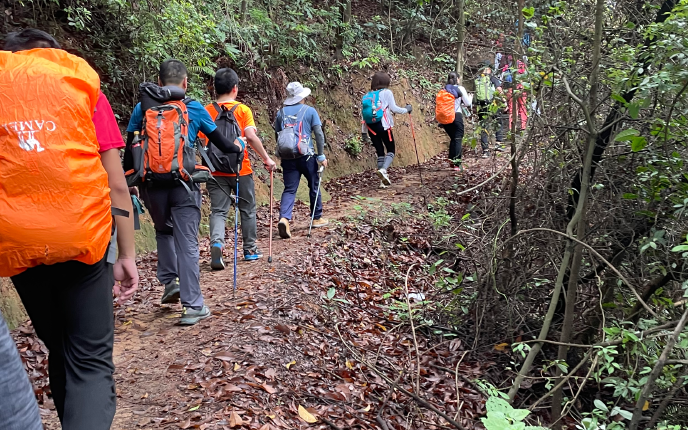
[244,249,263,261]
[379,181,389,189]
[312,218,329,228]
[210,243,225,271]
[376,168,391,186]
[452,160,464,172]
[278,218,291,239]
[494,144,506,152]
[179,306,211,326]
[161,278,180,304]
[481,151,490,159]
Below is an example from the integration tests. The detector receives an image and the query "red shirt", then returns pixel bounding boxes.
[93,91,124,153]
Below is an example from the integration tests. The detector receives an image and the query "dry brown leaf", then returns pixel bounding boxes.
[643,401,650,411]
[261,383,277,394]
[345,359,354,370]
[179,417,191,429]
[265,368,277,380]
[298,405,318,423]
[229,410,243,427]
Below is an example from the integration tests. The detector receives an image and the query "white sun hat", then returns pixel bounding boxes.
[284,81,312,105]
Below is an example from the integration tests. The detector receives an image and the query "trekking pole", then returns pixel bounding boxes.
[233,161,240,297]
[268,169,274,264]
[307,165,325,238]
[403,92,424,188]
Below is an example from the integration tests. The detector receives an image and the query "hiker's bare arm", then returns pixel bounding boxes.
[207,129,244,153]
[101,148,139,301]
[245,127,276,171]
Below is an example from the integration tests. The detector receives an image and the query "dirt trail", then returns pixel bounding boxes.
[22,154,505,430]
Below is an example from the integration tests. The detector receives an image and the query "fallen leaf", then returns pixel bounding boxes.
[234,363,241,371]
[179,418,191,429]
[261,383,277,394]
[345,359,354,370]
[265,368,277,380]
[298,405,318,423]
[188,405,200,412]
[643,401,650,411]
[286,360,296,369]
[229,410,243,427]
[494,342,509,352]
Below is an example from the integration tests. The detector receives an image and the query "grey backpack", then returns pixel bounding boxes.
[276,106,311,159]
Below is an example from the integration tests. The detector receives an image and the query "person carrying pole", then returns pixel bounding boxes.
[436,71,472,170]
[274,82,329,239]
[124,59,245,325]
[0,29,139,429]
[201,68,277,269]
[360,71,412,188]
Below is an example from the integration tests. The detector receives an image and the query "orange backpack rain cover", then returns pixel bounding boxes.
[0,49,112,277]
[435,89,456,125]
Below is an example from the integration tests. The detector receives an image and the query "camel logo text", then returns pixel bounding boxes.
[1,120,56,153]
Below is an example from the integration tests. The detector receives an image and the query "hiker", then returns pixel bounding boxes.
[436,72,472,169]
[360,71,412,188]
[125,59,245,325]
[474,64,505,157]
[0,312,42,430]
[274,82,329,239]
[202,68,277,268]
[504,60,528,131]
[0,29,139,429]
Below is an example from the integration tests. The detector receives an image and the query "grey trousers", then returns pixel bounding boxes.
[207,174,258,253]
[140,184,204,308]
[0,312,42,430]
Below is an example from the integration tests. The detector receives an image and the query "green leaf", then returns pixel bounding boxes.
[481,416,509,430]
[594,399,609,412]
[628,102,640,119]
[508,408,531,421]
[522,6,535,19]
[622,193,638,199]
[326,287,336,300]
[486,396,513,415]
[611,94,627,104]
[614,129,639,142]
[630,136,647,152]
[188,405,200,411]
[671,245,688,252]
[617,409,633,420]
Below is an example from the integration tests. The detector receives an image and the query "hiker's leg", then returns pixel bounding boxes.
[477,102,490,151]
[444,121,458,160]
[169,185,203,309]
[495,108,506,143]
[519,96,528,129]
[238,174,258,253]
[0,312,42,430]
[368,122,387,159]
[451,114,464,161]
[140,187,177,285]
[279,159,300,221]
[207,176,233,247]
[12,266,68,420]
[302,156,323,220]
[14,259,117,430]
[381,129,396,170]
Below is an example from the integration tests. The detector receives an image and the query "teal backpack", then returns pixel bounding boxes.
[362,90,385,124]
[474,75,494,102]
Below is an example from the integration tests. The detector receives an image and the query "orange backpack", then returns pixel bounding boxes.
[0,49,112,277]
[435,89,456,125]
[126,99,211,187]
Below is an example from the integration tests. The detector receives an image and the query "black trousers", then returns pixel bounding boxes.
[12,257,116,430]
[366,121,396,156]
[476,100,505,150]
[441,113,465,161]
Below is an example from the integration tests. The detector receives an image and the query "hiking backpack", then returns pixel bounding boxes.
[126,92,212,187]
[361,90,385,124]
[0,49,113,276]
[435,89,456,125]
[474,75,494,102]
[207,102,243,174]
[276,105,311,160]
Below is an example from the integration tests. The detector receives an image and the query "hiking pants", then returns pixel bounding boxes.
[0,311,42,430]
[207,174,258,253]
[441,112,465,161]
[366,121,396,170]
[140,184,204,309]
[477,100,505,150]
[12,257,116,430]
[507,89,528,131]
[280,156,323,221]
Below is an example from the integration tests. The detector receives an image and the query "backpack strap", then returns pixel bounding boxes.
[182,97,192,105]
[227,103,241,114]
[213,102,224,120]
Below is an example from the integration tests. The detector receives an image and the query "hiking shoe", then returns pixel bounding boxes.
[494,144,506,152]
[210,243,225,271]
[161,278,180,304]
[278,218,291,239]
[244,249,263,261]
[179,306,211,326]
[376,168,391,186]
[481,151,490,158]
[312,218,329,228]
[379,181,389,189]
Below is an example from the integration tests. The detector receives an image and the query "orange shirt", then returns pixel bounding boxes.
[203,101,256,177]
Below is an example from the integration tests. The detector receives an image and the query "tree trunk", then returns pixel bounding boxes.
[334,0,351,60]
[455,0,465,79]
[240,0,248,23]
